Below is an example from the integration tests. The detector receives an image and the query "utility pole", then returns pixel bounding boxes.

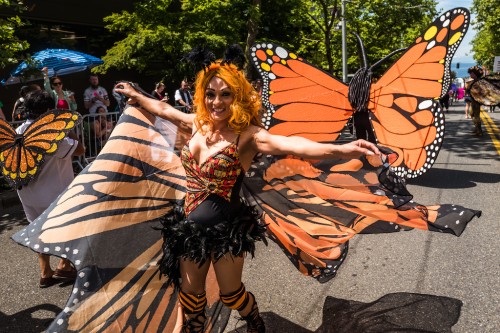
[341,0,348,83]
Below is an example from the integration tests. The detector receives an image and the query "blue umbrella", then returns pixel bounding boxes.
[2,49,104,85]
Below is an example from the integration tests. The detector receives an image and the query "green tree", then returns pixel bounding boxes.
[98,0,250,82]
[301,0,437,77]
[98,0,309,82]
[0,0,29,68]
[99,0,438,82]
[471,0,500,70]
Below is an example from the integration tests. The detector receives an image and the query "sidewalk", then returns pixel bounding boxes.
[0,187,21,211]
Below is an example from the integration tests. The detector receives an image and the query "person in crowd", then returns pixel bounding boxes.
[83,74,110,114]
[15,90,85,288]
[457,86,465,101]
[251,79,263,96]
[464,79,472,119]
[152,82,169,102]
[175,79,194,112]
[439,91,450,113]
[450,82,458,105]
[467,66,484,137]
[91,106,114,153]
[42,67,77,111]
[114,56,379,333]
[12,84,42,122]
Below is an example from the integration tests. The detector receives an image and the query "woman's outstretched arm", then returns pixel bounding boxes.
[251,126,380,160]
[114,82,195,131]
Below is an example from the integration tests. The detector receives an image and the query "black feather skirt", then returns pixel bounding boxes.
[157,200,267,290]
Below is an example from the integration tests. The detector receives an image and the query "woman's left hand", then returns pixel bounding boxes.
[114,82,138,104]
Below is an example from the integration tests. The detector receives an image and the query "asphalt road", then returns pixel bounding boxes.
[0,103,498,333]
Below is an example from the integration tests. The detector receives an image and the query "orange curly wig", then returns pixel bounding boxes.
[193,61,262,134]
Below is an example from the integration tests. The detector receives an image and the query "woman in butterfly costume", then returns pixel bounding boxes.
[10,8,481,333]
[115,46,380,332]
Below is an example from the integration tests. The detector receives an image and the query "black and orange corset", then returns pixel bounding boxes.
[181,142,243,216]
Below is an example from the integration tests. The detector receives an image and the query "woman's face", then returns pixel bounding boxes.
[205,76,234,123]
[52,79,63,90]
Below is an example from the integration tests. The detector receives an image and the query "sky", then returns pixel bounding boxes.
[438,0,475,62]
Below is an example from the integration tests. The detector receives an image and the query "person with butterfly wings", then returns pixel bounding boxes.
[114,47,379,333]
[2,90,85,288]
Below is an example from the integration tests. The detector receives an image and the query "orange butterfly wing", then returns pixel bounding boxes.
[11,107,228,332]
[370,8,470,178]
[250,43,352,142]
[0,109,81,188]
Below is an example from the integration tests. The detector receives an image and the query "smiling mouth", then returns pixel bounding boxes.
[211,108,225,114]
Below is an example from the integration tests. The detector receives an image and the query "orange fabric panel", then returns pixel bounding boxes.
[436,27,449,42]
[403,63,444,80]
[410,110,434,126]
[415,46,447,64]
[270,76,318,91]
[270,63,300,78]
[269,84,345,107]
[269,121,346,137]
[273,103,351,121]
[451,14,465,30]
[393,96,418,113]
[385,77,442,98]
[372,120,436,149]
[373,104,417,134]
[377,43,427,87]
[288,59,349,92]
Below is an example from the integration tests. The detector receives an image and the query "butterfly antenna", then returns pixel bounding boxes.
[221,44,246,70]
[351,32,368,69]
[370,48,406,70]
[182,45,216,72]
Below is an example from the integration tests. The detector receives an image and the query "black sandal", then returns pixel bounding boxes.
[39,276,57,288]
[241,292,265,333]
[181,311,206,333]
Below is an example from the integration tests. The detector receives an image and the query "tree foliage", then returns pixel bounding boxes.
[98,0,309,83]
[300,0,437,77]
[98,0,439,82]
[0,0,29,68]
[471,0,500,70]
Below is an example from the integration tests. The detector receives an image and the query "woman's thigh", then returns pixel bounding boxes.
[180,258,211,294]
[212,254,245,294]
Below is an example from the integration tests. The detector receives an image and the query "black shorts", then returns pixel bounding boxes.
[157,198,267,289]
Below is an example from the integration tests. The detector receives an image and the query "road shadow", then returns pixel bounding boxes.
[408,167,500,189]
[227,292,462,333]
[0,206,28,235]
[0,304,62,333]
[442,116,499,162]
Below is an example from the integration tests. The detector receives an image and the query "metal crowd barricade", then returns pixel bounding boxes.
[77,111,121,166]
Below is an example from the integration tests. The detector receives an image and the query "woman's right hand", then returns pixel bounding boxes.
[42,67,49,76]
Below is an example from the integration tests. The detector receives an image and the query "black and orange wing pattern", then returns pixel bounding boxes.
[250,43,352,142]
[0,109,81,188]
[370,8,470,178]
[11,107,226,332]
[245,8,478,282]
[243,149,480,282]
[251,8,470,179]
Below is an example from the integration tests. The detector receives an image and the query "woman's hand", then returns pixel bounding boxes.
[338,139,380,159]
[113,82,139,105]
[42,67,49,76]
